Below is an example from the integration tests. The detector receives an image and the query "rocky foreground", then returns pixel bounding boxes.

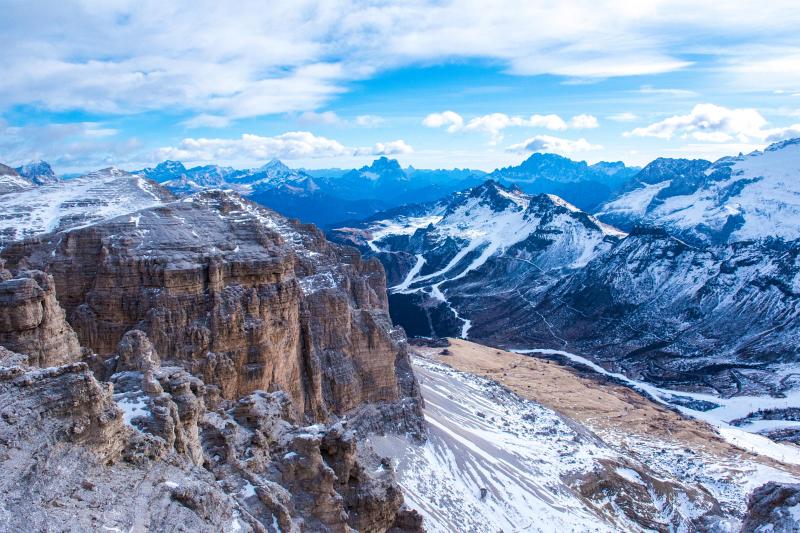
[0,188,424,532]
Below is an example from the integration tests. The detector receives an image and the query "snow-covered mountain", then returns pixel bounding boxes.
[135,158,318,200]
[315,157,416,201]
[0,163,34,194]
[332,159,800,407]
[488,152,639,210]
[133,157,487,226]
[475,227,800,398]
[15,160,59,185]
[0,167,173,245]
[331,180,623,338]
[598,138,800,244]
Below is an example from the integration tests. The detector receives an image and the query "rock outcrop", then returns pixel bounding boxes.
[2,191,422,431]
[0,187,425,531]
[0,314,423,531]
[0,268,82,366]
[741,482,800,532]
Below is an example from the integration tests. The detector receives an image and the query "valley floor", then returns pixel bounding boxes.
[369,339,800,532]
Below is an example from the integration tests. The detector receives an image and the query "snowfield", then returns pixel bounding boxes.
[598,138,800,243]
[367,182,621,338]
[0,168,168,245]
[370,356,800,532]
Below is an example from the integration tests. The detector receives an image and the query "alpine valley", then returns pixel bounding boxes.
[3,140,800,532]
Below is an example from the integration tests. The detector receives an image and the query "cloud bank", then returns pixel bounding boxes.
[627,103,800,143]
[3,1,800,121]
[155,131,412,163]
[506,135,602,155]
[423,111,598,142]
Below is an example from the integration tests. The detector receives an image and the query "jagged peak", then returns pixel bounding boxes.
[360,156,403,173]
[765,136,800,153]
[14,160,57,184]
[154,160,186,171]
[260,159,291,172]
[640,156,711,169]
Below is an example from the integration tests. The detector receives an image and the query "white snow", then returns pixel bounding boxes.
[600,140,800,242]
[616,467,645,485]
[373,185,620,339]
[0,168,165,244]
[392,254,426,291]
[113,393,151,430]
[366,214,443,252]
[240,481,257,498]
[298,271,337,295]
[371,357,618,533]
[0,171,34,190]
[371,356,796,532]
[598,181,671,218]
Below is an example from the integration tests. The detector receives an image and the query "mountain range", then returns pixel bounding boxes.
[489,152,639,210]
[330,138,800,417]
[131,153,640,226]
[3,142,800,530]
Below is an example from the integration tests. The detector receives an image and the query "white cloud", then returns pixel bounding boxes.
[637,86,699,97]
[355,114,385,127]
[506,135,601,155]
[297,110,342,125]
[625,103,800,143]
[5,1,800,120]
[569,114,599,129]
[425,111,589,142]
[357,140,414,156]
[422,111,464,132]
[526,114,569,131]
[607,112,638,122]
[721,49,800,93]
[180,114,231,129]
[156,131,412,163]
[0,120,138,171]
[762,124,800,143]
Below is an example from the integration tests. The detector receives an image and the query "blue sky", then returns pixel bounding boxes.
[1,0,800,173]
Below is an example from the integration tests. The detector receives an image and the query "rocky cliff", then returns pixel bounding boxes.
[0,187,424,531]
[0,265,83,366]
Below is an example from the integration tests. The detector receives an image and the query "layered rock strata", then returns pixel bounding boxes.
[0,189,424,531]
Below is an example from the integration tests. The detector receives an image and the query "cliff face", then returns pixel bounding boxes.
[3,191,419,426]
[0,338,423,532]
[0,189,424,532]
[0,267,83,366]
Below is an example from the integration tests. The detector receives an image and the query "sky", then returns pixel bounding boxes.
[2,0,800,174]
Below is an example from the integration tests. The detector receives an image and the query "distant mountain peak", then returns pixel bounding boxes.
[765,136,800,152]
[15,160,58,185]
[154,160,187,172]
[260,159,291,172]
[345,156,407,182]
[363,156,402,172]
[86,167,131,179]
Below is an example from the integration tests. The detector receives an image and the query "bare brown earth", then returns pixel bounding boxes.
[416,337,800,474]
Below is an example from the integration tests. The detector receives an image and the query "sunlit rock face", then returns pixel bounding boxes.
[0,184,424,532]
